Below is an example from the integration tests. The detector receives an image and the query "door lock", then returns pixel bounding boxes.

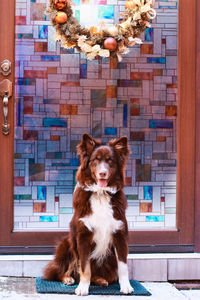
[1,60,11,76]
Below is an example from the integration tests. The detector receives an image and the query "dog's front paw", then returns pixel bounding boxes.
[62,275,75,286]
[75,282,89,296]
[120,282,134,294]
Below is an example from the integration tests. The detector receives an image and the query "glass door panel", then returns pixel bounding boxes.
[14,0,178,231]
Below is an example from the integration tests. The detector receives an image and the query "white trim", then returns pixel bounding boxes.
[0,253,200,261]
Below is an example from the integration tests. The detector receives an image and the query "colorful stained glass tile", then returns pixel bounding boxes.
[152,153,168,160]
[130,98,140,116]
[123,104,127,128]
[91,90,106,108]
[140,203,152,212]
[37,186,46,200]
[35,42,47,52]
[161,196,165,202]
[105,127,117,135]
[23,130,38,140]
[14,177,25,186]
[75,10,80,22]
[92,122,102,137]
[39,25,48,39]
[126,195,138,200]
[34,203,46,213]
[149,120,173,129]
[80,64,87,79]
[130,72,153,80]
[31,3,45,21]
[29,164,45,181]
[106,86,117,98]
[98,6,114,19]
[60,104,78,115]
[130,132,145,141]
[147,57,166,64]
[14,195,32,200]
[16,16,26,25]
[136,164,151,182]
[145,28,153,41]
[46,152,62,159]
[144,186,153,200]
[24,70,48,79]
[146,216,164,222]
[60,208,73,214]
[73,0,80,4]
[40,216,58,222]
[141,44,153,55]
[43,118,67,127]
[110,57,118,69]
[70,159,79,166]
[166,106,177,116]
[41,55,60,61]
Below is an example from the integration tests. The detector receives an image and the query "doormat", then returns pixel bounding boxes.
[36,277,151,296]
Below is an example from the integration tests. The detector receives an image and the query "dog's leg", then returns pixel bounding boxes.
[114,231,134,295]
[62,259,77,285]
[75,259,91,296]
[75,228,93,296]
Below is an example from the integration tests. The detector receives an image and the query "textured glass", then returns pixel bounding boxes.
[14,0,178,231]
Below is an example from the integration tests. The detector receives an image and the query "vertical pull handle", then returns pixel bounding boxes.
[0,79,12,135]
[2,91,10,135]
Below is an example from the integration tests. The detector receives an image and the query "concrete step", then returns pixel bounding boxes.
[1,253,200,281]
[0,277,200,300]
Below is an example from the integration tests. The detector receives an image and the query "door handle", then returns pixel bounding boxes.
[0,79,12,135]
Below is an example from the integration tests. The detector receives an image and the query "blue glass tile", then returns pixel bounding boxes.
[17,100,21,126]
[80,64,87,79]
[43,99,59,104]
[147,57,166,64]
[40,216,59,222]
[39,25,48,39]
[98,6,114,19]
[37,186,46,200]
[149,120,173,129]
[144,186,153,200]
[41,55,60,61]
[43,118,67,127]
[73,0,80,5]
[146,216,164,222]
[70,159,79,166]
[105,127,117,135]
[123,104,127,128]
[145,28,153,41]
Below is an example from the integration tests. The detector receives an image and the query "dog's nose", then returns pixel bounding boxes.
[99,172,107,178]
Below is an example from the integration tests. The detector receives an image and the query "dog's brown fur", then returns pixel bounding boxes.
[43,133,131,292]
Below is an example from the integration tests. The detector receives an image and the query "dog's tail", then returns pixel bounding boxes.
[43,236,73,281]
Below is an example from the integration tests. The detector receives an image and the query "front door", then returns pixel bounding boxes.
[0,0,197,253]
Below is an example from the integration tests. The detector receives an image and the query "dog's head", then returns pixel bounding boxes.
[76,133,130,190]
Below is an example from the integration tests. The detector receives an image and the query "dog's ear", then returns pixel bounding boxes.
[77,133,101,168]
[109,136,130,163]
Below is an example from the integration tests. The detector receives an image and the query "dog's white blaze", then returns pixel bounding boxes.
[97,162,108,178]
[80,192,123,263]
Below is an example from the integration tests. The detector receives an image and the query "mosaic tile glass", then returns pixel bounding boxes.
[14,0,178,231]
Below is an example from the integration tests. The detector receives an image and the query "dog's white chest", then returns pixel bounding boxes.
[80,192,123,262]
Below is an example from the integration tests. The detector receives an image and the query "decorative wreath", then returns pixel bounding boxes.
[46,0,156,61]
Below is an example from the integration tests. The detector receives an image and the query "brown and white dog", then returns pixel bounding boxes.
[43,133,133,296]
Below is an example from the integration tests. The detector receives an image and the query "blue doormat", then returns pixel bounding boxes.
[36,277,151,296]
